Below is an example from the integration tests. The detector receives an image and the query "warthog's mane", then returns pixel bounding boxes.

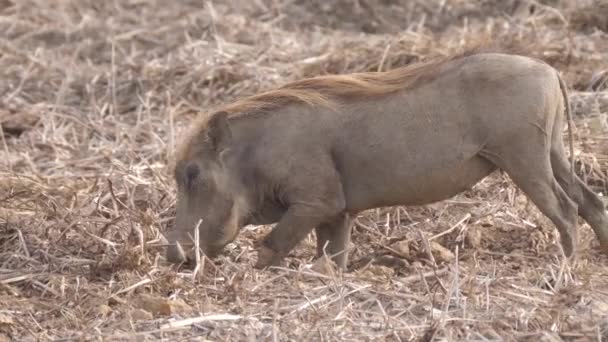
[176,45,522,162]
[201,53,461,119]
[208,57,447,115]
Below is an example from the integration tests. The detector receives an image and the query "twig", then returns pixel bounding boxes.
[15,228,30,258]
[0,274,35,284]
[0,124,11,173]
[160,314,243,329]
[398,268,448,284]
[111,278,152,297]
[377,43,392,72]
[418,229,436,267]
[192,219,204,281]
[110,39,118,115]
[429,213,471,241]
[272,299,280,342]
[289,294,330,314]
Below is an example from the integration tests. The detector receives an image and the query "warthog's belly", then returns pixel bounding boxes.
[343,155,497,213]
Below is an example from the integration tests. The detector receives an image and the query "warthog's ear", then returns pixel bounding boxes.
[207,111,232,152]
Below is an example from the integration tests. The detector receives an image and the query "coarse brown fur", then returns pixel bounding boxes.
[167,49,608,271]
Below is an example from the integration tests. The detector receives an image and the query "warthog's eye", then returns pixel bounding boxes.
[185,162,200,189]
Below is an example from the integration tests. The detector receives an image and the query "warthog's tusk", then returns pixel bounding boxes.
[175,241,187,262]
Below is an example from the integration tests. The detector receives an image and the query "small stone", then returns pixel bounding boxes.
[0,109,39,137]
[465,227,482,248]
[130,308,153,321]
[357,264,395,280]
[0,313,13,326]
[0,313,13,337]
[97,304,112,317]
[429,242,455,263]
[133,294,192,316]
[591,298,608,314]
[135,294,171,315]
[0,313,13,338]
[373,255,408,269]
[391,240,412,259]
[168,298,193,314]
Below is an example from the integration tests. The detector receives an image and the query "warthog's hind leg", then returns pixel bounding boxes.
[481,147,578,257]
[551,146,608,254]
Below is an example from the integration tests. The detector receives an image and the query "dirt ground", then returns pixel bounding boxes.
[1,0,608,340]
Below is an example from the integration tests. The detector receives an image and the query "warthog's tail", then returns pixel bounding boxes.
[556,72,576,190]
[557,72,575,193]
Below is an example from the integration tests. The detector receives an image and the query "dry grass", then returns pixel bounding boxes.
[1,0,608,340]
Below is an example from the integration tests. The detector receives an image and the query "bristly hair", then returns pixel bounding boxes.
[176,43,521,163]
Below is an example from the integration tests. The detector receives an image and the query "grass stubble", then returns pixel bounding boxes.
[1,0,608,340]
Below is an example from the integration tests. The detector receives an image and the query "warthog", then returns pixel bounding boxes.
[166,51,608,270]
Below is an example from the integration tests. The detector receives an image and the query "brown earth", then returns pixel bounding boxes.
[1,0,608,340]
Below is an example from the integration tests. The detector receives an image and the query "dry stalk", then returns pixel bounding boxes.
[111,278,152,297]
[428,213,471,241]
[191,218,204,282]
[160,313,243,330]
[418,229,437,267]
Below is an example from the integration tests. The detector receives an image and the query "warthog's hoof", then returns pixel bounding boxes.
[560,232,577,259]
[255,246,282,269]
[166,241,189,264]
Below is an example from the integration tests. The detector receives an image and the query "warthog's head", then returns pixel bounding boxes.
[166,112,248,264]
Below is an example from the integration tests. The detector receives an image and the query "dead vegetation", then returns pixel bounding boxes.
[1,0,607,340]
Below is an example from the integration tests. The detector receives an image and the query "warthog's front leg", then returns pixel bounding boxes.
[255,153,346,269]
[255,206,335,268]
[315,213,352,270]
